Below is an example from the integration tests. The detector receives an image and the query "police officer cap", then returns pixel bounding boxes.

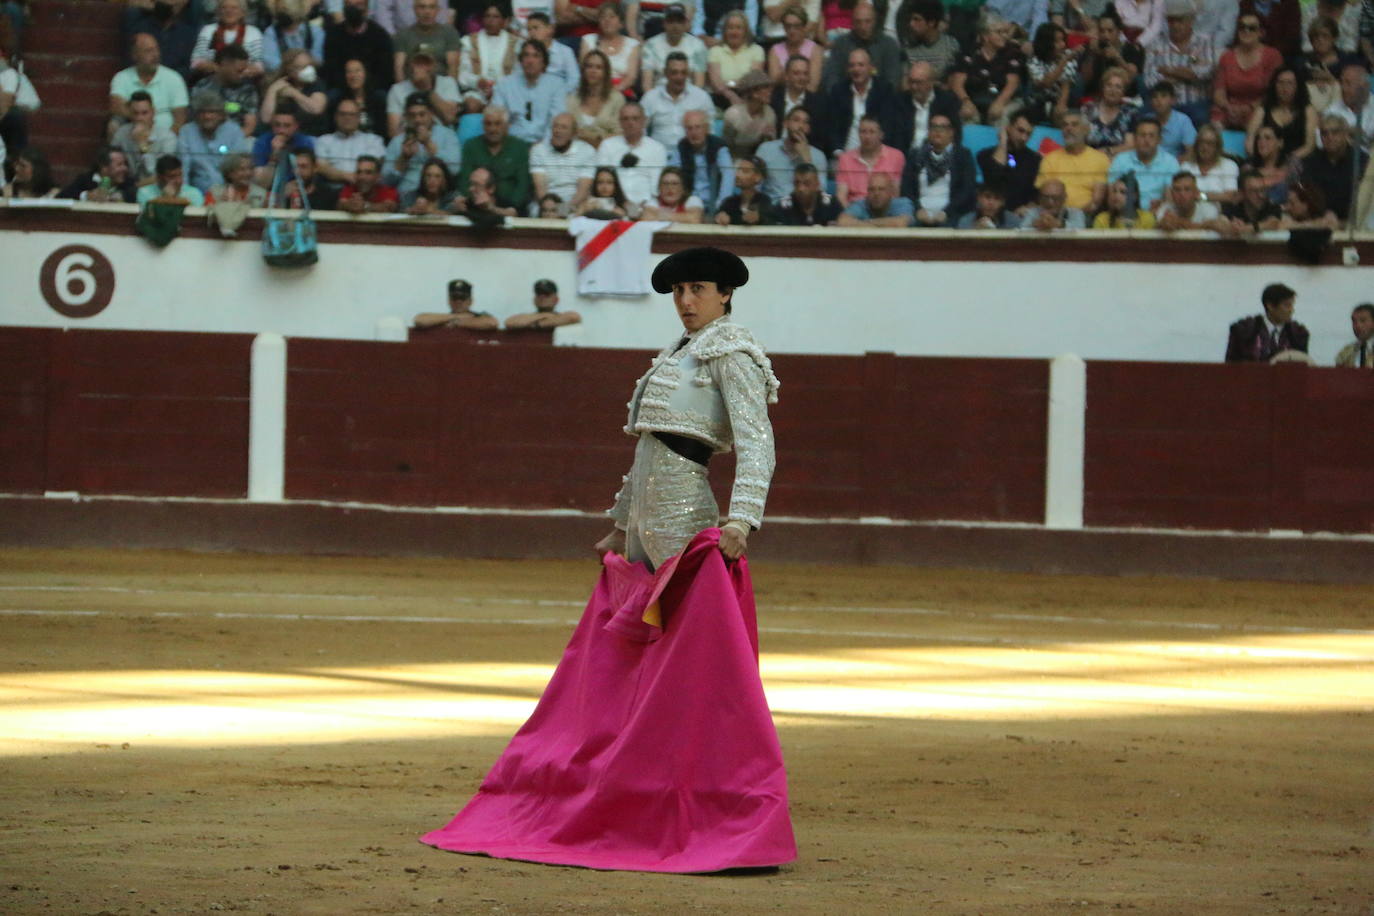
[651,247,749,294]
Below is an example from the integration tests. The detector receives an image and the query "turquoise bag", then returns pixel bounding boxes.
[262,152,318,268]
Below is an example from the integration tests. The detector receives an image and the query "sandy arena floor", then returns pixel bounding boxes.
[1,548,1371,915]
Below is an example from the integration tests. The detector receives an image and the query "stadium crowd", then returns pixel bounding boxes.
[1,0,1374,230]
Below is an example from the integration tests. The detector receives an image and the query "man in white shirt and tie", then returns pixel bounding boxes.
[1335,303,1374,368]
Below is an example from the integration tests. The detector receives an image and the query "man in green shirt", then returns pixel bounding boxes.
[458,104,532,214]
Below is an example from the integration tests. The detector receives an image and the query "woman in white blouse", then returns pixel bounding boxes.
[579,1,641,93]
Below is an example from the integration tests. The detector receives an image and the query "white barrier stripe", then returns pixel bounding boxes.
[3,608,1372,660]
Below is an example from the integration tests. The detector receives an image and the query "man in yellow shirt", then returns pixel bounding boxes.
[1035,111,1109,213]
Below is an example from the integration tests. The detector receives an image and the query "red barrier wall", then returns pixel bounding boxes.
[0,329,253,498]
[1084,362,1374,533]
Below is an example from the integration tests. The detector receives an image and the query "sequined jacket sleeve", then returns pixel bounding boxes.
[711,350,776,530]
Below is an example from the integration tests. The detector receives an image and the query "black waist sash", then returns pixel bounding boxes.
[653,431,712,467]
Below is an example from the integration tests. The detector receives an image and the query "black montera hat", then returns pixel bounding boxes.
[651,247,749,294]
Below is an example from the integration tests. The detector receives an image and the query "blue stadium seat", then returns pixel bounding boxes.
[1221,129,1247,159]
[458,113,484,145]
[962,123,998,181]
[1029,126,1064,152]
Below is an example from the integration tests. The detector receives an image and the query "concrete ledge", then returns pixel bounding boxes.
[4,496,1372,585]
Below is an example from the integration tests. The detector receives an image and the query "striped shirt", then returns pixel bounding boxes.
[1142,33,1218,107]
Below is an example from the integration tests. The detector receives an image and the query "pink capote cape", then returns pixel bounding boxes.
[420,528,797,873]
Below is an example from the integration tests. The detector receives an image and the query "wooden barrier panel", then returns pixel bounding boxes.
[1084,361,1374,533]
[40,330,253,498]
[0,328,56,493]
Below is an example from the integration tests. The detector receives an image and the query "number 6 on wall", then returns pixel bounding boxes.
[39,245,116,319]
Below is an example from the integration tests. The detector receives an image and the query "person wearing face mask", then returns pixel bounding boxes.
[325,0,397,90]
[262,0,326,74]
[125,0,201,84]
[261,48,329,134]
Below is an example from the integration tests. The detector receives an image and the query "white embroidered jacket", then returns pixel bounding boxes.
[618,316,780,530]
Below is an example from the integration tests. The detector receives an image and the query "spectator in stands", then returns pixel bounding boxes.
[531,111,595,215]
[1245,67,1315,161]
[949,14,1024,127]
[1036,109,1109,211]
[374,0,453,34]
[59,146,138,203]
[836,114,905,204]
[459,2,519,112]
[111,33,190,136]
[641,164,705,220]
[505,279,582,329]
[334,58,392,136]
[715,155,778,224]
[1294,15,1348,114]
[125,0,199,84]
[706,10,765,109]
[1092,177,1157,227]
[1225,282,1307,362]
[822,2,902,92]
[1108,116,1180,210]
[207,151,268,204]
[0,37,38,157]
[765,8,822,91]
[1148,82,1198,159]
[1212,12,1282,129]
[2,146,55,199]
[1081,66,1138,154]
[1221,166,1283,229]
[191,44,259,136]
[1181,121,1239,202]
[539,193,564,216]
[567,49,625,146]
[596,101,667,206]
[901,112,976,225]
[755,106,827,201]
[722,70,778,158]
[1195,0,1239,52]
[902,0,962,84]
[392,0,463,82]
[325,0,395,91]
[828,48,899,158]
[576,164,636,216]
[455,164,521,217]
[528,12,581,93]
[770,55,829,152]
[1114,0,1165,46]
[891,60,960,153]
[1301,0,1358,54]
[191,0,266,80]
[1024,23,1077,126]
[459,104,534,211]
[316,97,388,184]
[284,148,339,208]
[493,40,565,144]
[339,153,400,211]
[641,4,706,92]
[1156,170,1225,228]
[1143,0,1217,127]
[1078,12,1143,100]
[580,2,641,91]
[1240,0,1301,61]
[388,52,460,135]
[1020,178,1087,227]
[642,52,713,147]
[263,0,327,74]
[977,112,1041,211]
[1279,179,1339,227]
[777,161,843,224]
[1323,60,1374,141]
[179,91,247,192]
[1247,122,1290,198]
[668,108,731,212]
[957,181,1021,227]
[403,157,458,211]
[820,0,857,39]
[252,105,315,186]
[414,279,500,331]
[135,153,205,206]
[261,49,329,135]
[838,170,916,225]
[1334,303,1374,368]
[1299,114,1367,221]
[113,92,180,185]
[385,93,463,194]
